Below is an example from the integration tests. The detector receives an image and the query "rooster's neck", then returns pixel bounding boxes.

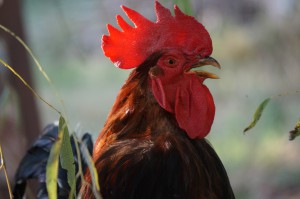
[97,53,182,146]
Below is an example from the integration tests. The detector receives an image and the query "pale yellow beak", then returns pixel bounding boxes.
[187,57,221,79]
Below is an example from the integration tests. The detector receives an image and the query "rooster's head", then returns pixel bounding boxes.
[102,1,220,139]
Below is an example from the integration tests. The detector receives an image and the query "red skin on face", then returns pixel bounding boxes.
[150,51,215,139]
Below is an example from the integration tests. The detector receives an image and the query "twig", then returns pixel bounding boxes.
[0,144,13,199]
[0,59,61,115]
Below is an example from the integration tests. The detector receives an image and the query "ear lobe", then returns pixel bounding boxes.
[149,66,164,78]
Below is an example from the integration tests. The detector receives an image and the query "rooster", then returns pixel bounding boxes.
[82,1,235,199]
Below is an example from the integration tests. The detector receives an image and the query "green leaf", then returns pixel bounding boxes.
[81,143,101,199]
[244,98,271,133]
[289,120,300,141]
[68,134,82,199]
[59,117,76,199]
[46,116,64,199]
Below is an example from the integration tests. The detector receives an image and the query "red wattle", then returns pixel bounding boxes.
[151,74,215,139]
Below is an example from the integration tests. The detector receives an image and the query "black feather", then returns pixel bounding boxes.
[96,133,235,199]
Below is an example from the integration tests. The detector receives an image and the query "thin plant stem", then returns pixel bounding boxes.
[0,144,13,199]
[0,59,61,115]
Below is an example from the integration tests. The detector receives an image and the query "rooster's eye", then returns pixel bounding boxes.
[164,58,177,67]
[168,59,175,64]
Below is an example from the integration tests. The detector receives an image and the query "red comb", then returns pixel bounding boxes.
[102,1,212,69]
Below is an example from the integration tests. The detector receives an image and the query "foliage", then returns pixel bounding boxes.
[244,98,271,133]
[244,93,300,141]
[81,141,101,199]
[46,118,64,199]
[289,120,300,141]
[0,25,101,198]
[59,117,76,198]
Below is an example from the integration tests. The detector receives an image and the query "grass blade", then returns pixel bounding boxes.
[81,144,101,199]
[244,98,271,133]
[46,116,64,199]
[0,24,68,123]
[0,24,51,82]
[0,59,61,114]
[59,117,76,198]
[0,144,13,199]
[68,134,82,199]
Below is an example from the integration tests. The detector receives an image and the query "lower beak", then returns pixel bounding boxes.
[187,57,221,79]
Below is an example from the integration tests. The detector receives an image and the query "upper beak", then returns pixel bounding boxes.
[187,56,221,79]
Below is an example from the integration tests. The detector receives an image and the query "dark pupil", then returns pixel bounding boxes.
[169,59,175,64]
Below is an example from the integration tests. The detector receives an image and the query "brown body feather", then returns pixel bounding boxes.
[82,53,235,199]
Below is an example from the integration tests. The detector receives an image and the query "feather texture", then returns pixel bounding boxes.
[82,53,235,199]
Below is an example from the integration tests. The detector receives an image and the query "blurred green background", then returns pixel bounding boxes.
[1,0,300,198]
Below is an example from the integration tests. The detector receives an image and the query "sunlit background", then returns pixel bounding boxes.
[1,0,300,198]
